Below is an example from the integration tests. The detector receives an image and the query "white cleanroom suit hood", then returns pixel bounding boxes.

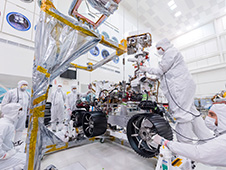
[0,103,21,159]
[209,104,226,135]
[71,84,77,90]
[156,38,173,52]
[17,80,28,88]
[167,103,226,167]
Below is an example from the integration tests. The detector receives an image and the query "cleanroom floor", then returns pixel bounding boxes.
[40,141,226,170]
[21,126,226,170]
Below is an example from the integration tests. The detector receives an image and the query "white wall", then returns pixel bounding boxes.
[171,14,226,97]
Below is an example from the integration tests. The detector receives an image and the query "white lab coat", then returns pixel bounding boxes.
[1,87,30,142]
[51,89,66,131]
[147,38,212,142]
[167,104,226,167]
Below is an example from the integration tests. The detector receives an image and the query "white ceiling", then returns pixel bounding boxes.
[120,0,226,40]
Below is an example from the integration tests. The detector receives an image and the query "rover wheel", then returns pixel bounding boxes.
[82,111,107,137]
[127,113,173,158]
[71,110,86,127]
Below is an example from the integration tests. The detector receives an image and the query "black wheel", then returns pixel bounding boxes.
[71,110,86,127]
[126,113,173,158]
[82,111,107,137]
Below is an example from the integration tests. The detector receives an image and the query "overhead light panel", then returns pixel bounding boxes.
[174,11,182,17]
[170,4,177,10]
[168,0,175,7]
[168,0,177,10]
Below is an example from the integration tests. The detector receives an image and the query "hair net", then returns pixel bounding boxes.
[18,80,28,88]
[71,84,77,89]
[156,38,173,51]
[2,103,21,122]
[209,104,226,133]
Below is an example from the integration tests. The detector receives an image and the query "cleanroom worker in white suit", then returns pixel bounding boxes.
[152,103,226,167]
[140,38,212,143]
[0,103,26,170]
[51,83,66,132]
[66,84,78,123]
[65,84,89,123]
[1,80,30,145]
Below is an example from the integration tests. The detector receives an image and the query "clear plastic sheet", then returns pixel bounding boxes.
[26,4,101,169]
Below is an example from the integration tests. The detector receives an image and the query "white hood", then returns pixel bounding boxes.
[18,80,28,88]
[209,104,226,134]
[71,84,77,90]
[2,103,22,123]
[156,38,173,51]
[57,83,63,87]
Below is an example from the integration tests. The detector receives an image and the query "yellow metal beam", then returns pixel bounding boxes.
[70,63,93,71]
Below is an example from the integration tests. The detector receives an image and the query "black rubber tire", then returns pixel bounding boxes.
[127,113,173,158]
[45,102,52,109]
[82,111,107,137]
[71,110,87,127]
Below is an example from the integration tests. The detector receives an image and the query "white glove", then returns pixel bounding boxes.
[152,134,169,146]
[139,66,149,72]
[2,149,16,159]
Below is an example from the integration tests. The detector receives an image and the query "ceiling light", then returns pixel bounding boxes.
[168,0,175,7]
[170,4,177,10]
[174,11,182,17]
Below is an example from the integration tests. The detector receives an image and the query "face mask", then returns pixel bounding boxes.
[157,48,164,55]
[72,89,76,93]
[205,116,217,131]
[57,86,62,91]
